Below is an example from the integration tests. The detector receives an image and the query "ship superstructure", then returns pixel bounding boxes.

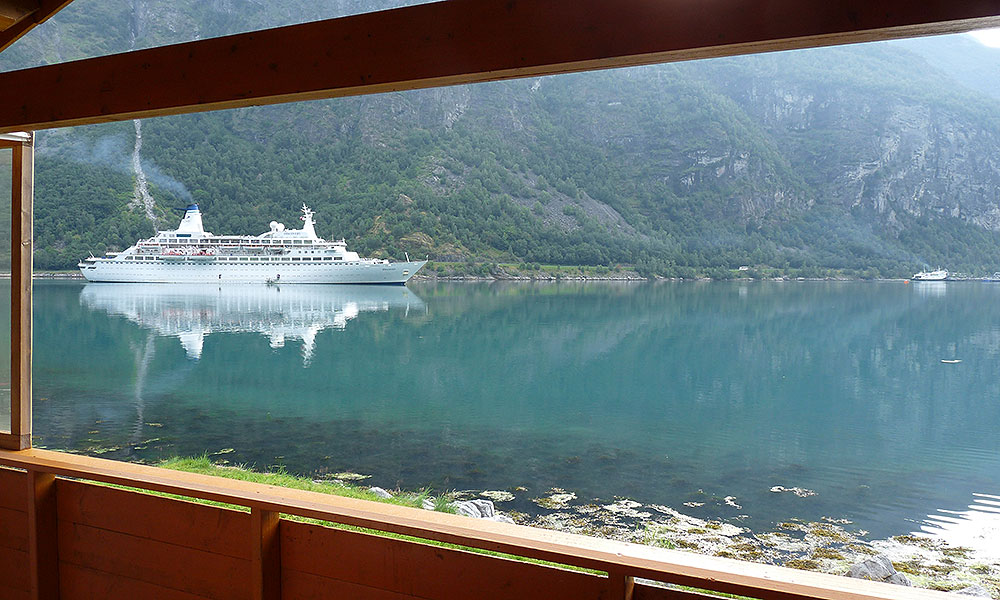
[79,204,426,284]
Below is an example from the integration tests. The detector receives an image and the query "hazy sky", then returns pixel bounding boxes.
[968,27,1000,47]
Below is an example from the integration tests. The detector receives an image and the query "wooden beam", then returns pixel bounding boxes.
[1,0,1000,133]
[0,0,74,55]
[8,134,31,450]
[26,470,58,600]
[0,448,960,600]
[250,508,280,600]
[0,0,37,23]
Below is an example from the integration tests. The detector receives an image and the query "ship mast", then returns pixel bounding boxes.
[301,204,318,239]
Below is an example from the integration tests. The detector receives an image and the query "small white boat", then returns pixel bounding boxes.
[912,269,948,281]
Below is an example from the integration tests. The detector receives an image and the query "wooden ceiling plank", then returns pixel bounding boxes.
[0,0,37,23]
[0,0,74,55]
[1,0,1000,133]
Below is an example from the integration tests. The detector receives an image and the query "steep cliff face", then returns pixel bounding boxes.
[4,0,1000,273]
[699,47,1000,233]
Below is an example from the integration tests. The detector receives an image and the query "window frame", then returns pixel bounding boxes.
[0,132,32,450]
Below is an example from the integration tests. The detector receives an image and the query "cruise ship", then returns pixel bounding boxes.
[79,204,426,283]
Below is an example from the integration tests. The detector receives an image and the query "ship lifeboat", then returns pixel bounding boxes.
[188,248,217,262]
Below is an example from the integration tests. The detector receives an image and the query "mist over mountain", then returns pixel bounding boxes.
[4,0,1000,276]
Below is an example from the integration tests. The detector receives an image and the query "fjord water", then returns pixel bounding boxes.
[29,280,1000,540]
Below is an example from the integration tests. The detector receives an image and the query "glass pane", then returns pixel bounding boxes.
[0,146,10,433]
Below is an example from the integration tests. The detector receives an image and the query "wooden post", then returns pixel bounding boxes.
[251,507,281,600]
[1,132,31,450]
[609,571,635,600]
[27,469,58,600]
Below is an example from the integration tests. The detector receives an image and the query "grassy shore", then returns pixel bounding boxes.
[159,455,453,512]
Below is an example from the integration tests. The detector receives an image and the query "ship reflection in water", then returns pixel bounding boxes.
[79,283,426,365]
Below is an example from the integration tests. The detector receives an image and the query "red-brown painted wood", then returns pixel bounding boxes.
[56,479,250,559]
[281,569,420,600]
[0,582,30,600]
[0,544,30,590]
[250,508,280,600]
[281,519,609,600]
[27,470,59,600]
[0,467,27,511]
[57,520,250,600]
[59,562,211,600]
[0,506,27,551]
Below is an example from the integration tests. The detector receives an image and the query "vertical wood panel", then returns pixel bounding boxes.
[9,135,31,450]
[27,470,58,600]
[609,571,636,600]
[251,508,280,600]
[0,467,28,511]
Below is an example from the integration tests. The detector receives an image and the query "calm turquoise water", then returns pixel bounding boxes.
[27,280,1000,539]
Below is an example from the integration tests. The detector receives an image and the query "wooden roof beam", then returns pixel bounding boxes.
[1,0,1000,133]
[0,0,37,29]
[0,0,75,54]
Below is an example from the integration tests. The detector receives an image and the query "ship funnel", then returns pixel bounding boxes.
[176,204,205,234]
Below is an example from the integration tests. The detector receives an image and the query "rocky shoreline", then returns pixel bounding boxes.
[388,483,998,597]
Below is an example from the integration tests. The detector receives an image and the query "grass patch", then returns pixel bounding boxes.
[160,455,440,510]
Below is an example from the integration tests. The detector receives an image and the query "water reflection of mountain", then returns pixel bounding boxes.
[79,283,425,363]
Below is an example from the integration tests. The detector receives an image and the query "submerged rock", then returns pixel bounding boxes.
[770,485,817,498]
[847,555,911,586]
[480,490,516,502]
[533,489,577,509]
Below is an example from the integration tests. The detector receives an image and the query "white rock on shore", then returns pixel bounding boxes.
[451,499,515,524]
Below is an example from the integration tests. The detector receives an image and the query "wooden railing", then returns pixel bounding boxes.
[0,447,957,600]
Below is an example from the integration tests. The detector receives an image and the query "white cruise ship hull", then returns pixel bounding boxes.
[80,259,427,284]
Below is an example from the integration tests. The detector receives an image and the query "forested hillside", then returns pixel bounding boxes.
[4,0,1000,277]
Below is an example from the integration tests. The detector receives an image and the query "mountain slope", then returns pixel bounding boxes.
[5,1,1000,276]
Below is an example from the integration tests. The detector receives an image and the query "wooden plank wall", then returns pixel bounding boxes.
[6,477,663,600]
[55,480,251,600]
[0,467,29,600]
[280,519,609,599]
